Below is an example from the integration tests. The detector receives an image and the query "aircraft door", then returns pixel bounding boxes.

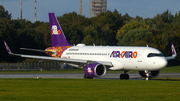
[137,50,144,62]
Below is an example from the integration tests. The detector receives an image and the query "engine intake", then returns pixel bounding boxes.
[84,63,106,77]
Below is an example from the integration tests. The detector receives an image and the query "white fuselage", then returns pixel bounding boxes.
[61,45,167,71]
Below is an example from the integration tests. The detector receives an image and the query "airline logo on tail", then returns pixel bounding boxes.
[49,13,71,47]
[51,25,61,35]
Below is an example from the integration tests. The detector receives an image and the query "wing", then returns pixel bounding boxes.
[3,40,112,66]
[165,43,177,60]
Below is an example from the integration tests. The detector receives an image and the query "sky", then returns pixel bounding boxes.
[1,0,180,23]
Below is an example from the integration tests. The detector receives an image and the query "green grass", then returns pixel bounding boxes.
[161,65,180,73]
[0,78,180,101]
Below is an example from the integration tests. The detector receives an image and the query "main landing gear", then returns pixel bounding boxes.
[120,71,129,80]
[84,74,93,79]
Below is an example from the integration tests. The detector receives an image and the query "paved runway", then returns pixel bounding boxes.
[0,73,180,80]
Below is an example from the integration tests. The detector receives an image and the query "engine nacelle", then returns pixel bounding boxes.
[84,63,106,77]
[139,70,160,78]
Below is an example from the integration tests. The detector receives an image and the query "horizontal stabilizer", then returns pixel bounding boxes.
[20,48,54,53]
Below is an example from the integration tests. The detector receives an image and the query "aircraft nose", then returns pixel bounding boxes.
[159,58,168,68]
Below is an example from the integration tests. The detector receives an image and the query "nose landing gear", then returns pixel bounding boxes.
[145,70,151,80]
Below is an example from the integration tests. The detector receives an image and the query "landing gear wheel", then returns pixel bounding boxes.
[120,74,124,79]
[125,74,129,79]
[84,74,88,78]
[146,77,151,80]
[145,70,151,80]
[120,74,129,80]
[84,74,93,79]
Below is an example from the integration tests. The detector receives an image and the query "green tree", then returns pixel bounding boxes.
[34,22,51,47]
[116,18,152,46]
[122,29,153,46]
[88,10,124,45]
[82,34,95,45]
[0,5,11,20]
[161,10,174,23]
[82,25,100,45]
[0,18,18,62]
[172,11,180,25]
[57,12,89,45]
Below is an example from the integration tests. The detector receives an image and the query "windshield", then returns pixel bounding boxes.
[147,53,164,57]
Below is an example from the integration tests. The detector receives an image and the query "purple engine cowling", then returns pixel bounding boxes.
[139,70,160,78]
[84,63,106,77]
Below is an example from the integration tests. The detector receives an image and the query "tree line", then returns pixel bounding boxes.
[0,5,180,66]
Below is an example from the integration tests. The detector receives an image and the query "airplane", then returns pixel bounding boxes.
[3,13,177,80]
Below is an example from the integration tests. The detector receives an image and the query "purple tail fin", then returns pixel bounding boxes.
[49,13,71,47]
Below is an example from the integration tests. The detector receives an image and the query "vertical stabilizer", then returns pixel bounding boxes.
[49,13,71,47]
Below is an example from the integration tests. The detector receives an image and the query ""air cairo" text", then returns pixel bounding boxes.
[110,51,138,58]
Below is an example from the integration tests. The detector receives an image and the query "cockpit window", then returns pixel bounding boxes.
[147,53,164,57]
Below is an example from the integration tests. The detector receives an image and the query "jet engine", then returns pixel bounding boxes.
[139,70,160,78]
[84,63,106,77]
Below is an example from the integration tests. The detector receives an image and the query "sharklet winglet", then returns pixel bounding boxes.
[3,40,21,56]
[3,40,12,54]
[171,43,177,58]
[165,43,177,60]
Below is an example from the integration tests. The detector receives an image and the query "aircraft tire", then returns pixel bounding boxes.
[120,74,125,80]
[120,74,129,80]
[84,74,93,79]
[125,74,129,80]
